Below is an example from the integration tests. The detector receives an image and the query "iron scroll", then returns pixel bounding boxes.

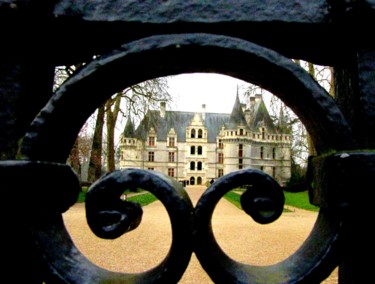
[19,33,353,283]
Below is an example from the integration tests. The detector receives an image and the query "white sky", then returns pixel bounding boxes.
[167,73,260,113]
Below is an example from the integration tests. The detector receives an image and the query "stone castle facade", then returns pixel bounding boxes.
[119,93,292,186]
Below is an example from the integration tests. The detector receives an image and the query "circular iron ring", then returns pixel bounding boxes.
[21,33,353,283]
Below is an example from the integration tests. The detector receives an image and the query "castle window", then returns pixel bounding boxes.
[218,153,224,164]
[191,129,196,138]
[168,137,175,147]
[169,152,175,162]
[190,146,195,155]
[190,176,195,185]
[168,168,175,177]
[148,152,154,162]
[260,166,264,171]
[197,161,202,170]
[148,167,154,170]
[272,148,276,160]
[197,177,202,185]
[218,169,224,177]
[198,129,203,138]
[239,144,243,157]
[239,129,243,135]
[239,158,243,169]
[218,139,223,149]
[262,128,265,140]
[272,167,276,177]
[260,147,264,159]
[197,146,202,155]
[190,161,195,170]
[148,136,155,146]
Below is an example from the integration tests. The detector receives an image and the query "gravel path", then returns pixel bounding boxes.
[63,186,338,283]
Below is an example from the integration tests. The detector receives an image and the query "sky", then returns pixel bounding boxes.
[166,73,259,114]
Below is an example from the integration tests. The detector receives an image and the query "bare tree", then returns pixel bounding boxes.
[242,60,333,170]
[104,77,172,173]
[87,104,104,182]
[66,122,92,180]
[294,60,317,157]
[54,63,173,182]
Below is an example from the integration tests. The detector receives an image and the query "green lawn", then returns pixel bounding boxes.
[126,192,158,206]
[224,190,319,212]
[77,187,319,212]
[77,188,157,207]
[283,191,319,212]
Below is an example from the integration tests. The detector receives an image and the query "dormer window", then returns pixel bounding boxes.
[198,129,203,138]
[168,137,175,147]
[191,129,196,138]
[148,136,155,146]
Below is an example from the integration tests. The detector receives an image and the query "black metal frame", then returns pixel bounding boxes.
[1,1,374,283]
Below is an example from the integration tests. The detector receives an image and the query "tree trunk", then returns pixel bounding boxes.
[106,93,122,172]
[68,138,81,179]
[88,105,104,182]
[307,62,317,156]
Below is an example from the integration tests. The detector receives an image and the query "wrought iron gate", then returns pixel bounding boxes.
[1,1,374,283]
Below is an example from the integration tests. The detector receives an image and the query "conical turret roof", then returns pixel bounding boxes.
[123,116,136,138]
[248,95,276,132]
[226,92,248,129]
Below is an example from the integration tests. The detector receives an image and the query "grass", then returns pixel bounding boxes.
[224,189,319,212]
[126,192,158,206]
[284,191,319,212]
[76,187,157,207]
[77,187,319,212]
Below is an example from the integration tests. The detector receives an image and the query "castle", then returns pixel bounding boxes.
[119,93,292,186]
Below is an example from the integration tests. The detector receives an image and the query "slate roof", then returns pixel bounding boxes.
[124,94,281,142]
[134,110,230,143]
[123,116,136,138]
[248,97,276,132]
[226,93,249,129]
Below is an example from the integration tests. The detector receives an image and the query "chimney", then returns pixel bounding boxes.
[201,104,206,120]
[160,101,166,118]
